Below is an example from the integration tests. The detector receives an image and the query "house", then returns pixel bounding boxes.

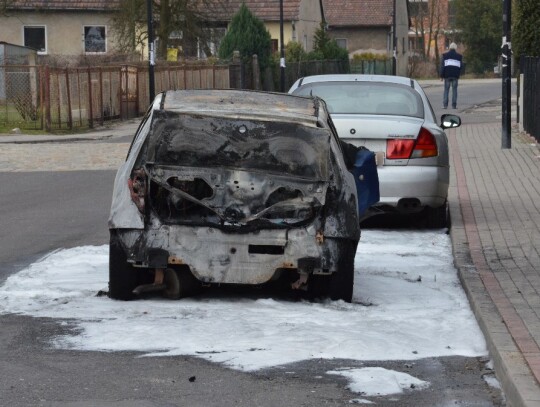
[0,0,323,61]
[322,0,410,76]
[0,0,121,57]
[210,0,324,56]
[1,0,412,75]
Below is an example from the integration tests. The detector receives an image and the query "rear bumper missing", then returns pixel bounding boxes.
[115,225,346,285]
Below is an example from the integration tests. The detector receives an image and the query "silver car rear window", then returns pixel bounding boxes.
[293,81,424,118]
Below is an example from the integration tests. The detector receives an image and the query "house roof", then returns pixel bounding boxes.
[323,0,393,27]
[220,0,303,22]
[7,0,121,11]
[7,0,307,21]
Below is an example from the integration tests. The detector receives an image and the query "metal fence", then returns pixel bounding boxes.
[350,59,393,75]
[0,58,387,131]
[0,63,230,131]
[522,56,540,142]
[283,59,350,90]
[0,65,42,130]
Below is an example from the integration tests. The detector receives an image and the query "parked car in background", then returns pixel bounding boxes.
[108,90,362,302]
[289,74,461,228]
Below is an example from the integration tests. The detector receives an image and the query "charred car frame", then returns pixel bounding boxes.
[108,90,361,302]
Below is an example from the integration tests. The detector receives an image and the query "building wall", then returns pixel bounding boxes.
[396,0,410,76]
[0,11,118,56]
[265,0,322,52]
[327,27,390,56]
[295,0,323,51]
[266,23,295,50]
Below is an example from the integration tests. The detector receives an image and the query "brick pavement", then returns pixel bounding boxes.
[0,142,129,171]
[449,122,540,406]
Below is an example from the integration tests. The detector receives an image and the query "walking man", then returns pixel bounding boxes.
[440,42,463,109]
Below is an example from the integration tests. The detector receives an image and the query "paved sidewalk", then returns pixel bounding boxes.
[0,119,140,144]
[448,123,540,406]
[0,120,138,171]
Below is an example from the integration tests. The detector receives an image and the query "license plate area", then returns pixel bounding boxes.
[375,151,385,166]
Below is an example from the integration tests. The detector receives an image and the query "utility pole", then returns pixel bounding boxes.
[392,0,397,75]
[501,0,511,149]
[279,0,285,92]
[147,0,156,105]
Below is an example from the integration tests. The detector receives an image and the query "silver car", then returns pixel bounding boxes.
[289,74,461,227]
[108,90,361,302]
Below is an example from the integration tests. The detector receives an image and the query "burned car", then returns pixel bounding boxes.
[108,90,361,302]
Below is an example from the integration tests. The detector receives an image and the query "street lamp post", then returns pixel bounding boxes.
[147,0,156,105]
[501,0,511,149]
[279,0,285,92]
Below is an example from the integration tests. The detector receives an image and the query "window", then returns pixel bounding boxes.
[84,26,106,53]
[24,26,46,53]
[291,82,424,118]
[271,39,278,54]
[335,38,347,50]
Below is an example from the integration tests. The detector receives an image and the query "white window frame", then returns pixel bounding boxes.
[23,25,47,54]
[83,25,107,54]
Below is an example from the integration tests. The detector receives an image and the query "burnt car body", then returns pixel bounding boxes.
[108,90,361,302]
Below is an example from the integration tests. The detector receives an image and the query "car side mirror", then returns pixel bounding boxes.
[440,114,461,129]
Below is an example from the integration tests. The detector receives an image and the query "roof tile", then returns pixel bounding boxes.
[218,0,302,21]
[323,0,393,27]
[9,0,121,10]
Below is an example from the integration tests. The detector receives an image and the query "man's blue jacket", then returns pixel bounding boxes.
[440,49,463,79]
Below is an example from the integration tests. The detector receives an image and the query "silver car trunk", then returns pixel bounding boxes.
[331,114,425,166]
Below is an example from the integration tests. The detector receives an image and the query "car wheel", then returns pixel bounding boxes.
[307,273,330,300]
[328,240,358,303]
[109,231,139,301]
[424,202,449,229]
[162,267,202,300]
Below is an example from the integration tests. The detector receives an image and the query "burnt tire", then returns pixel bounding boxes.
[162,267,202,300]
[109,231,139,301]
[424,202,449,229]
[307,274,330,300]
[328,240,358,303]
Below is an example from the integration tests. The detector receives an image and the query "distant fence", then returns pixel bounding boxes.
[0,58,392,131]
[282,59,350,90]
[522,56,540,142]
[350,59,393,75]
[0,63,230,131]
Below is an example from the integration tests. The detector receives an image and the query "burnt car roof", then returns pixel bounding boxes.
[159,89,323,127]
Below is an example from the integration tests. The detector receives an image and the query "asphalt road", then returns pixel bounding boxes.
[421,78,514,125]
[0,171,115,284]
[0,79,508,407]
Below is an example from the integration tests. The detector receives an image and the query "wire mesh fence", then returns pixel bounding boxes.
[0,65,42,130]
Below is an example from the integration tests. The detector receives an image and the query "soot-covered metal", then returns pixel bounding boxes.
[108,90,362,302]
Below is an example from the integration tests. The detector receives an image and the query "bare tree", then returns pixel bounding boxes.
[111,0,230,60]
[410,0,449,69]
